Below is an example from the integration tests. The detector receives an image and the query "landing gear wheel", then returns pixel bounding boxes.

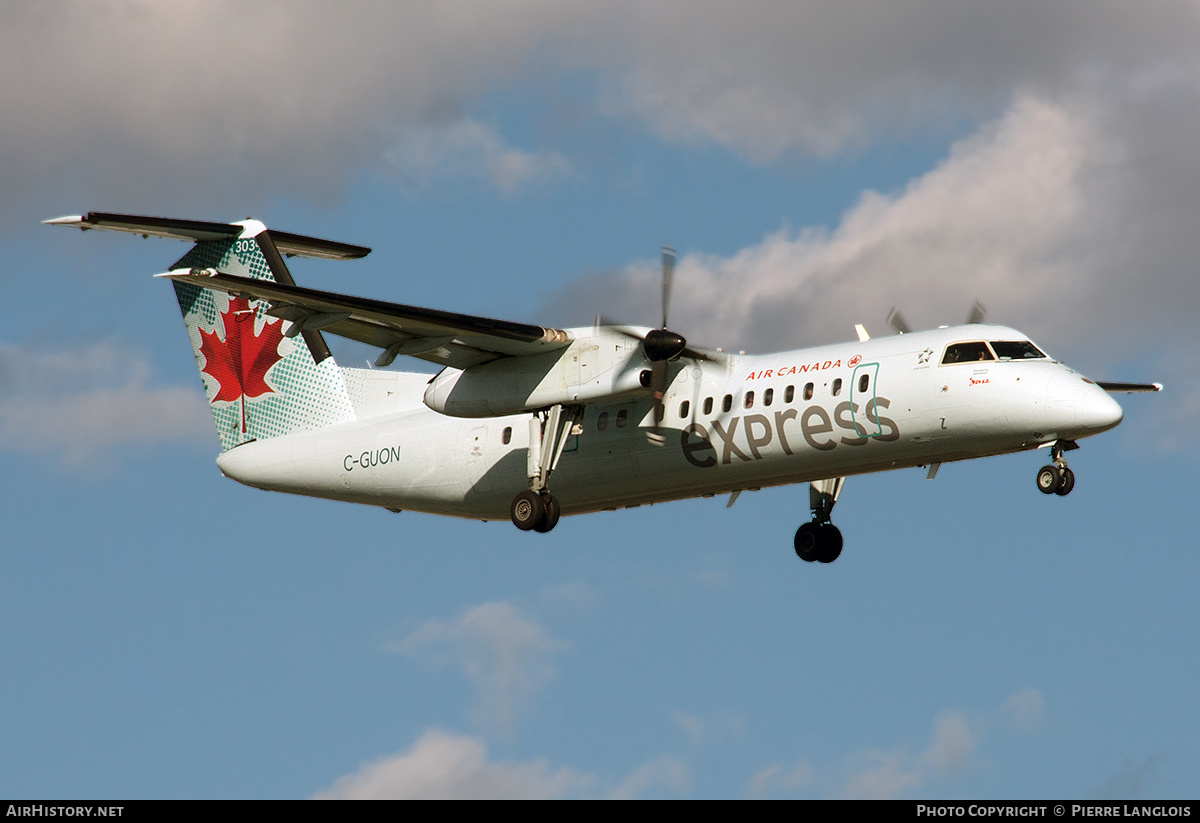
[1054,468,1075,496]
[532,493,560,533]
[794,522,819,562]
[815,524,843,563]
[1036,465,1062,494]
[510,490,547,531]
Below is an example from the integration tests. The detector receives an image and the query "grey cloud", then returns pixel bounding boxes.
[583,1,1200,161]
[12,2,1199,225]
[2,1,584,224]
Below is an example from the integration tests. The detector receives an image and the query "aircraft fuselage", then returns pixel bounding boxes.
[214,324,1124,520]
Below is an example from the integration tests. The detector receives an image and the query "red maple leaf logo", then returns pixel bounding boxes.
[198,295,285,433]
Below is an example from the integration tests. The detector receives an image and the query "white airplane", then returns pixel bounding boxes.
[47,212,1162,563]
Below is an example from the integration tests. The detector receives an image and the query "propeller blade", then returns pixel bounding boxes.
[650,360,669,400]
[661,246,675,329]
[966,300,987,325]
[887,308,912,335]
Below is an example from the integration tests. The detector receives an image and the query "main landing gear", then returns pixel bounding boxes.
[511,489,561,533]
[510,404,582,533]
[1036,439,1078,496]
[795,477,845,564]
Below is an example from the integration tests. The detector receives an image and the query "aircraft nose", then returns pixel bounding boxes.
[1044,372,1124,437]
[1078,382,1124,433]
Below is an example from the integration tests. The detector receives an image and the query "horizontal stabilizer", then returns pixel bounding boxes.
[44,212,371,260]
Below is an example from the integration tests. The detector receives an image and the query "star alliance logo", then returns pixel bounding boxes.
[918,348,934,365]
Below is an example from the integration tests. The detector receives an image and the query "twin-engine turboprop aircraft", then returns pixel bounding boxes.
[47,212,1161,563]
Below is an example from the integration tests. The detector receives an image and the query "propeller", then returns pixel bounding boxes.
[601,246,689,400]
[888,300,987,334]
[643,247,687,399]
[966,300,987,325]
[886,307,912,335]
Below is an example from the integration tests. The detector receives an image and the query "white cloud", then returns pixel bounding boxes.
[747,759,815,798]
[997,686,1046,736]
[554,95,1096,352]
[742,688,1045,799]
[313,728,696,800]
[385,118,571,194]
[836,689,1045,799]
[312,729,588,799]
[549,76,1200,440]
[387,601,570,734]
[0,339,212,467]
[607,755,690,800]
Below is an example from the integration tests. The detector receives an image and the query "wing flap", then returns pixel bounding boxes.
[157,268,572,369]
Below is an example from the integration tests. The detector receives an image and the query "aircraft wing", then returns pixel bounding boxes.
[1095,382,1163,394]
[157,269,572,369]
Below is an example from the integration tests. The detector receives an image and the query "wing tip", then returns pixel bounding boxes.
[43,215,86,227]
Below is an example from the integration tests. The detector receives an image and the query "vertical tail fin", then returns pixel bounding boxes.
[46,213,368,451]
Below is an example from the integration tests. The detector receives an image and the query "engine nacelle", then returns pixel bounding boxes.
[424,331,646,417]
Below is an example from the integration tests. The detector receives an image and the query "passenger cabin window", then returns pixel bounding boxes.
[804,383,814,401]
[679,400,690,418]
[616,409,628,428]
[597,412,609,431]
[942,341,994,364]
[785,385,794,403]
[832,378,842,397]
[703,397,713,415]
[502,427,512,445]
[723,394,733,412]
[764,388,774,407]
[990,340,1046,360]
[654,403,665,422]
[744,391,755,409]
[858,374,870,393]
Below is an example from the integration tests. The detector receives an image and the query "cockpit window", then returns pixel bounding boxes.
[990,340,1046,360]
[941,341,994,364]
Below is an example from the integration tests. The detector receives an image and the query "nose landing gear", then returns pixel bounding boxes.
[1036,439,1078,496]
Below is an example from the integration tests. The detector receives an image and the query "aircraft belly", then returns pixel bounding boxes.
[216,414,474,515]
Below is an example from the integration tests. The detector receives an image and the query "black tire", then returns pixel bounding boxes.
[1054,468,1075,496]
[510,490,547,531]
[533,493,561,533]
[816,524,843,563]
[794,522,819,561]
[1036,465,1061,494]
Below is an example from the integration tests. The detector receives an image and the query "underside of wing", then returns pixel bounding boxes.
[157,269,572,369]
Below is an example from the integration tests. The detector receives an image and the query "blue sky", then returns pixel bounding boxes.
[2,1,1198,799]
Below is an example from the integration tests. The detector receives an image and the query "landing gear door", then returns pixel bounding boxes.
[851,362,882,437]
